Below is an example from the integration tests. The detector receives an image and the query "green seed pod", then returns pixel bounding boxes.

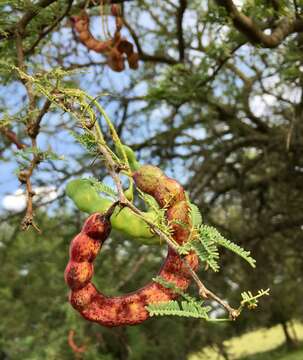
[66,179,159,245]
[124,187,133,201]
[66,179,111,214]
[115,144,140,171]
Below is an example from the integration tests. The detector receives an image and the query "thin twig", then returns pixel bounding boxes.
[15,30,51,232]
[68,329,86,358]
[0,127,26,149]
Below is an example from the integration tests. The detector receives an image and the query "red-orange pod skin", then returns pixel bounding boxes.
[69,234,101,262]
[65,166,199,327]
[65,262,93,290]
[71,12,114,54]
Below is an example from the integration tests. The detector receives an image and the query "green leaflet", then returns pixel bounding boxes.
[148,277,210,319]
[240,289,270,310]
[178,224,256,272]
[153,276,197,303]
[199,225,256,268]
[148,277,211,319]
[85,177,117,199]
[189,203,203,227]
[147,300,211,319]
[191,238,220,272]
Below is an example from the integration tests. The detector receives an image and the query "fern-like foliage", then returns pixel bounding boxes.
[70,131,98,155]
[178,224,255,272]
[200,225,256,268]
[147,276,211,319]
[137,189,174,240]
[189,203,203,227]
[191,237,220,272]
[240,289,270,310]
[177,228,220,272]
[147,300,211,319]
[153,276,196,302]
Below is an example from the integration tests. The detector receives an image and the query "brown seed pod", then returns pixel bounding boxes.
[127,52,139,70]
[107,47,125,72]
[65,166,198,327]
[71,12,113,53]
[117,39,134,56]
[116,40,139,70]
[71,9,139,72]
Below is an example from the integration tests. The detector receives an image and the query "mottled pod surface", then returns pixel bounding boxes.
[65,166,199,327]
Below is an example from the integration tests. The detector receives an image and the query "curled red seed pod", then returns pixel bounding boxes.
[71,11,113,53]
[65,165,199,327]
[70,283,98,310]
[82,213,111,240]
[154,178,186,208]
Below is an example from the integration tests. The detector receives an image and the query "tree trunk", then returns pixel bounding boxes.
[216,343,230,360]
[289,320,299,343]
[281,321,296,349]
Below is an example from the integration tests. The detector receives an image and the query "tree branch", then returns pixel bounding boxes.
[0,127,26,150]
[123,19,178,65]
[216,0,303,48]
[176,0,187,61]
[25,0,74,55]
[0,0,132,41]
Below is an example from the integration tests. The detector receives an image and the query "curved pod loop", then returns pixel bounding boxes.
[65,165,198,327]
[71,10,139,72]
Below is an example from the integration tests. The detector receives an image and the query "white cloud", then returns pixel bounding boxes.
[2,186,58,212]
[2,189,26,212]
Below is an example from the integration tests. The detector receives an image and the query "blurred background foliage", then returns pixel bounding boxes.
[0,0,303,359]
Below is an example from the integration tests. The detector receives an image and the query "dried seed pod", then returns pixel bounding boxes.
[107,47,125,72]
[127,52,139,70]
[71,12,113,53]
[65,166,198,327]
[71,9,139,72]
[117,39,134,56]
